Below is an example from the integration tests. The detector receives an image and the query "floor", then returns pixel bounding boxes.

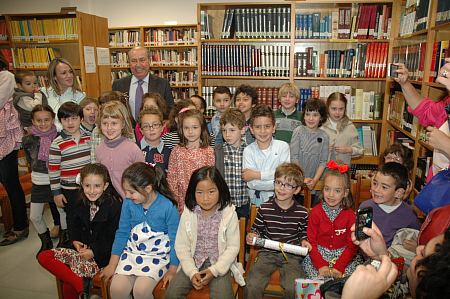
[0,206,58,299]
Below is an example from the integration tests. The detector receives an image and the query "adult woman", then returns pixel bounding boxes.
[0,66,28,246]
[41,58,85,131]
[394,58,450,181]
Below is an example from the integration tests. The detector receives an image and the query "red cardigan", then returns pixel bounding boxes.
[307,204,358,273]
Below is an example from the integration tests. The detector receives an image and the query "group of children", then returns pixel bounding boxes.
[10,68,422,299]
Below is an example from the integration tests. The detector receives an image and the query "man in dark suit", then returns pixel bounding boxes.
[112,46,174,120]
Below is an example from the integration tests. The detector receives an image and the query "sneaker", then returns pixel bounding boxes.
[0,227,29,246]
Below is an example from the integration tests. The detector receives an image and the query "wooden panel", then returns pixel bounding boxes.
[95,15,112,94]
[77,12,98,97]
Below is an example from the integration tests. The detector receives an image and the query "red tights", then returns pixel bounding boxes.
[37,250,83,299]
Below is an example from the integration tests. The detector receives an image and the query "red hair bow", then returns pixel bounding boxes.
[327,160,349,173]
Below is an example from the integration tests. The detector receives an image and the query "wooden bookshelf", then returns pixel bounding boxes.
[108,24,199,100]
[198,1,393,165]
[384,0,450,202]
[5,10,111,97]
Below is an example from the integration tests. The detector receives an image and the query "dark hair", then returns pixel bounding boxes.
[142,92,168,119]
[167,99,194,132]
[57,102,83,122]
[380,143,413,172]
[79,163,121,206]
[15,70,35,84]
[122,162,177,207]
[302,98,328,127]
[213,86,232,99]
[0,56,7,70]
[320,165,354,209]
[378,162,409,190]
[220,107,246,129]
[275,162,305,188]
[178,108,210,148]
[234,84,258,105]
[31,104,55,120]
[184,166,231,212]
[249,104,275,126]
[98,90,127,106]
[190,95,206,111]
[416,228,450,299]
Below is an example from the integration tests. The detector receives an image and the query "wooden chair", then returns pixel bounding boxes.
[353,174,372,209]
[153,217,247,299]
[56,272,109,299]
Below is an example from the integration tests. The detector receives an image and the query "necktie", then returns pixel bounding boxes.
[135,79,144,120]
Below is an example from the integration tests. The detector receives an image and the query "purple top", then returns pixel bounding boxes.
[193,205,222,268]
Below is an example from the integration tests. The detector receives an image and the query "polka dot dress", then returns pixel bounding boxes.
[115,221,171,280]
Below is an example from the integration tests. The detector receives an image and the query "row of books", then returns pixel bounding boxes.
[356,125,378,156]
[144,28,197,46]
[256,87,280,110]
[220,7,291,39]
[149,48,197,66]
[295,4,391,40]
[429,40,449,82]
[110,51,128,67]
[111,70,131,82]
[400,0,431,36]
[0,20,7,41]
[201,44,290,77]
[294,43,389,78]
[415,154,433,191]
[11,47,61,69]
[151,70,198,86]
[436,0,450,25]
[349,164,378,179]
[201,86,237,114]
[109,30,140,47]
[9,18,78,41]
[0,48,13,69]
[388,91,419,136]
[171,88,198,101]
[392,43,426,82]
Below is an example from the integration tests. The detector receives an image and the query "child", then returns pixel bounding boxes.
[245,163,311,299]
[210,86,232,145]
[242,104,290,207]
[135,92,169,143]
[139,107,172,173]
[167,109,215,213]
[214,108,249,218]
[38,163,122,299]
[22,104,58,256]
[79,97,99,136]
[190,94,207,115]
[95,101,144,198]
[274,83,302,143]
[49,102,91,248]
[303,160,362,278]
[165,166,242,299]
[359,162,420,246]
[102,162,179,299]
[380,143,414,200]
[161,99,196,149]
[321,92,363,165]
[290,98,329,205]
[234,84,258,145]
[13,70,48,132]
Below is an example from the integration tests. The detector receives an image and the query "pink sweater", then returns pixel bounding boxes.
[167,145,215,213]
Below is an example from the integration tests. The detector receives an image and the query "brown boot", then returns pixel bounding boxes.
[56,229,71,248]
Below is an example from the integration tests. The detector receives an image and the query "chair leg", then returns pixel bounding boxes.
[101,277,110,299]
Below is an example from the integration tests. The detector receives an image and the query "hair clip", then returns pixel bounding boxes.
[327,160,349,173]
[178,107,191,114]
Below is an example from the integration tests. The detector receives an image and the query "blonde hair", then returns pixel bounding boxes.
[98,101,134,139]
[47,58,81,94]
[278,83,299,100]
[79,97,99,110]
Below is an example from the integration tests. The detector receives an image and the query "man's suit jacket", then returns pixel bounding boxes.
[112,74,174,115]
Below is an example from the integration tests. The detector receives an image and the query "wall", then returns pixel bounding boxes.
[0,0,284,27]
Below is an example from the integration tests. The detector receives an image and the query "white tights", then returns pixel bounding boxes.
[110,274,158,299]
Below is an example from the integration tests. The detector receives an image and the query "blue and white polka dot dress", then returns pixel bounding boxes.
[115,221,171,280]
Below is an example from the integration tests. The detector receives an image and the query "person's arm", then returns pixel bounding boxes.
[426,126,450,159]
[167,147,182,207]
[162,203,180,287]
[174,211,198,280]
[0,71,15,109]
[290,126,302,164]
[435,57,450,92]
[242,146,272,190]
[350,222,388,260]
[349,124,364,157]
[394,63,423,109]
[333,212,359,273]
[307,208,329,270]
[48,139,66,207]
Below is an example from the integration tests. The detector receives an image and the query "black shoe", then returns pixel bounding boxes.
[0,227,29,246]
[37,229,53,258]
[56,229,71,248]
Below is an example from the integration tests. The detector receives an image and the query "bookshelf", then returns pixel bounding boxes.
[108,24,199,100]
[5,9,111,97]
[197,0,399,165]
[383,0,450,203]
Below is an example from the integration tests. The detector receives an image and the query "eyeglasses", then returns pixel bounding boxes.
[384,154,402,163]
[141,123,162,130]
[274,180,297,190]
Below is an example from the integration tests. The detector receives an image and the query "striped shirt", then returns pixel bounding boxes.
[162,131,216,149]
[48,131,91,195]
[252,197,308,247]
